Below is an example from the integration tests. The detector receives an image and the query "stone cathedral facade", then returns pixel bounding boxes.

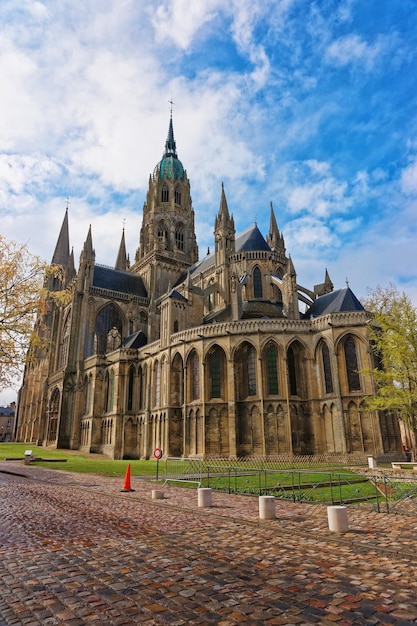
[16,115,402,459]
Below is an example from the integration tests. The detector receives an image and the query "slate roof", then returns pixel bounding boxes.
[174,224,271,288]
[168,289,188,301]
[235,223,270,252]
[122,331,147,349]
[304,287,364,318]
[93,265,148,298]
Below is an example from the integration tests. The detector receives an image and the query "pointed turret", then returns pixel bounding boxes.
[314,268,334,297]
[266,202,279,250]
[51,208,70,267]
[214,183,235,260]
[83,225,95,260]
[266,202,286,258]
[115,229,127,271]
[215,182,233,228]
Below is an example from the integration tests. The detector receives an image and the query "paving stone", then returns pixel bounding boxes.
[2,462,417,625]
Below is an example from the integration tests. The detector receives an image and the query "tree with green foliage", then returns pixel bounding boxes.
[0,234,67,392]
[364,283,417,433]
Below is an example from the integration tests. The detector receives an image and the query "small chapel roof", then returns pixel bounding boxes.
[304,286,364,318]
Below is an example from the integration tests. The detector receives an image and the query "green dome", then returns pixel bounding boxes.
[154,155,184,180]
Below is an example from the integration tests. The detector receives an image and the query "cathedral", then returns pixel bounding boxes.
[15,114,402,460]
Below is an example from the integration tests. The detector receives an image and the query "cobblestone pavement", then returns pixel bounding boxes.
[1,461,417,625]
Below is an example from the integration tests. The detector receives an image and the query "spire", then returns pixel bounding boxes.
[83,225,95,259]
[51,208,70,267]
[325,268,334,292]
[164,112,177,158]
[215,182,234,231]
[218,182,230,221]
[266,202,285,254]
[115,228,127,271]
[268,202,279,245]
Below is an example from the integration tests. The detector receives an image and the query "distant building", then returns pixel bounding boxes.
[0,404,16,442]
[15,114,402,459]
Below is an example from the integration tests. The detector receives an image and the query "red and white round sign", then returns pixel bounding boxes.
[153,447,162,459]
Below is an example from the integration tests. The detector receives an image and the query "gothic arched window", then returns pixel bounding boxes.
[247,344,257,396]
[60,312,71,368]
[105,370,115,412]
[288,346,298,396]
[157,221,168,249]
[209,347,223,399]
[344,336,361,391]
[191,351,200,401]
[175,225,184,250]
[161,184,169,202]
[155,361,161,407]
[253,266,263,298]
[175,185,181,205]
[322,343,334,394]
[266,343,279,395]
[127,366,134,411]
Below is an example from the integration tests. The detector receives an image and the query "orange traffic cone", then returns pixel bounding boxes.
[120,463,135,492]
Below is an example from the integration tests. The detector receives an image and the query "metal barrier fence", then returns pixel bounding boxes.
[164,457,417,515]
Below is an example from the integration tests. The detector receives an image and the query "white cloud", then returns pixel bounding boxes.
[400,158,417,196]
[325,33,384,70]
[151,0,220,50]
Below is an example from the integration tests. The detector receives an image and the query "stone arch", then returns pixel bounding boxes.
[264,403,288,454]
[174,184,181,205]
[170,353,183,407]
[316,339,334,394]
[175,222,184,251]
[359,401,375,453]
[205,345,227,400]
[94,303,124,355]
[59,309,71,369]
[237,404,262,456]
[127,365,135,412]
[157,220,169,249]
[47,387,60,443]
[124,418,138,459]
[104,369,115,413]
[290,403,312,454]
[253,265,263,298]
[234,340,258,400]
[161,183,169,203]
[262,340,280,397]
[322,403,336,452]
[186,349,200,402]
[286,340,307,398]
[346,401,362,452]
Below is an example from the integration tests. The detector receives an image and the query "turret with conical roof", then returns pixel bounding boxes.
[51,208,70,268]
[214,183,235,262]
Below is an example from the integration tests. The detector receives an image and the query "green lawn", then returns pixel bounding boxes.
[0,443,159,477]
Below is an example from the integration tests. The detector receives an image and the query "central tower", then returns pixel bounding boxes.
[133,113,198,299]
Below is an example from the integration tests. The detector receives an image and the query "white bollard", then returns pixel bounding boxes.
[151,490,164,500]
[327,505,349,532]
[367,456,377,469]
[197,487,212,507]
[259,495,276,520]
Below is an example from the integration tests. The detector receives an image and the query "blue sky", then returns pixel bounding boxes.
[1,0,416,401]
